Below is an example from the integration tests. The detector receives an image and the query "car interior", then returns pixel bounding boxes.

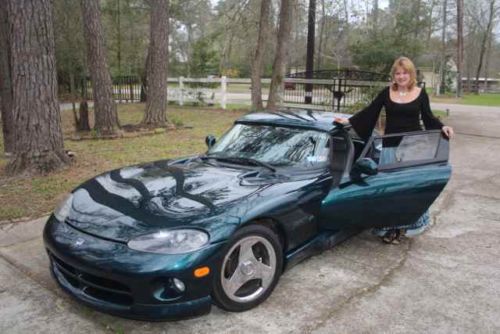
[329,134,354,186]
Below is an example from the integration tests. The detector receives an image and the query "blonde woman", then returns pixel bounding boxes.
[336,57,454,243]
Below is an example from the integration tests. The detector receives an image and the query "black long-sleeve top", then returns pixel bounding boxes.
[349,87,444,144]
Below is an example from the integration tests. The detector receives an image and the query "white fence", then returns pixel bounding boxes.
[167,76,271,109]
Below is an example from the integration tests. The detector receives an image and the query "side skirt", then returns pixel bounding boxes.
[283,229,361,271]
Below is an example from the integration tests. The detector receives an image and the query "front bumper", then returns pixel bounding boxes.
[43,215,225,320]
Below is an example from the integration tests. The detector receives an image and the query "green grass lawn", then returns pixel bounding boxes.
[431,93,500,106]
[226,84,270,94]
[459,93,500,106]
[432,109,448,118]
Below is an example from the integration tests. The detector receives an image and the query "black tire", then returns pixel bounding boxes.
[212,224,283,312]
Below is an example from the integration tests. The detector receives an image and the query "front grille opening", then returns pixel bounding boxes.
[83,286,133,305]
[49,251,133,306]
[80,272,130,293]
[52,256,76,275]
[60,269,79,288]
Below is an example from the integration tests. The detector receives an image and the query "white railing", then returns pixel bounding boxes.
[167,76,269,109]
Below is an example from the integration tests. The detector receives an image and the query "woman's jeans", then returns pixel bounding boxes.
[371,147,430,237]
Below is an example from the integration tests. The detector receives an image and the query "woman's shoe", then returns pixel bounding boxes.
[381,230,401,244]
[398,228,407,239]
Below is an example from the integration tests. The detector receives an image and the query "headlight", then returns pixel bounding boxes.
[128,229,209,254]
[54,193,73,222]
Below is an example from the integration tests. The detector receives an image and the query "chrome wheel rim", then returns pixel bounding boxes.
[221,235,277,303]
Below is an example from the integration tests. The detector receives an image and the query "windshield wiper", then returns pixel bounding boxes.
[201,155,276,172]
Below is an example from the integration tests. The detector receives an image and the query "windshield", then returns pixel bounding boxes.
[208,124,330,168]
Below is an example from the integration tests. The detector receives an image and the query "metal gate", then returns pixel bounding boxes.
[283,69,390,112]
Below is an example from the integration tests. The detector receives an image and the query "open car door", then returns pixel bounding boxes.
[319,130,451,230]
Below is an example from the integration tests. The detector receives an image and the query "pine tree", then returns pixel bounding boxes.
[5,0,68,174]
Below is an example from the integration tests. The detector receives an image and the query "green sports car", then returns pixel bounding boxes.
[44,109,451,320]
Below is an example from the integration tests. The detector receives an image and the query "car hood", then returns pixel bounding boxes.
[66,159,273,242]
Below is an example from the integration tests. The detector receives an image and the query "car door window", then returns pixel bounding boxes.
[360,130,448,170]
[395,132,440,162]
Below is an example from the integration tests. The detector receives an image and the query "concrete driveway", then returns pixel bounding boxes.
[1,103,499,333]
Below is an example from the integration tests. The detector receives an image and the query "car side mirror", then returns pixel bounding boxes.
[350,158,378,180]
[205,135,216,148]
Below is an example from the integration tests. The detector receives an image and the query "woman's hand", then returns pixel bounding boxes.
[334,117,349,125]
[442,125,454,139]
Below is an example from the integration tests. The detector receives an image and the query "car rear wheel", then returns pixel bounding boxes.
[212,224,283,312]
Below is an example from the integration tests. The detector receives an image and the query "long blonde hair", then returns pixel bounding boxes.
[390,57,417,91]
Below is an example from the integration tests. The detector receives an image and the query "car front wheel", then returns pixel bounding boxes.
[212,224,283,312]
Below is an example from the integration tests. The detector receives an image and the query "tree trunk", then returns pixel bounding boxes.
[304,0,316,104]
[267,0,296,110]
[140,49,150,103]
[6,0,68,175]
[413,0,421,38]
[251,0,271,111]
[373,0,379,29]
[483,28,492,86]
[221,33,235,74]
[438,0,447,95]
[186,23,193,76]
[426,0,436,48]
[343,0,349,27]
[316,0,326,70]
[76,100,91,131]
[116,0,122,76]
[0,3,14,154]
[69,71,77,125]
[456,0,464,97]
[81,0,120,135]
[142,0,169,126]
[474,0,495,94]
